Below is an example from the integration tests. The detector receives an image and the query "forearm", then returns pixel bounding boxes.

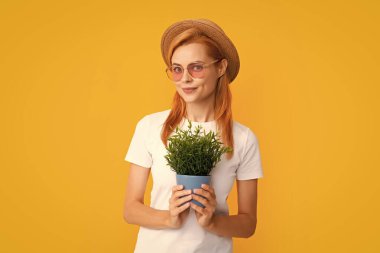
[205,213,256,238]
[124,201,170,229]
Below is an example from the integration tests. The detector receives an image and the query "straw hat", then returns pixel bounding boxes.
[160,18,240,83]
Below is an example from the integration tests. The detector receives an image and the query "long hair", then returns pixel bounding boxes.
[161,28,234,159]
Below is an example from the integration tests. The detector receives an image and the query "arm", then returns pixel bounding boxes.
[204,179,258,238]
[123,162,171,229]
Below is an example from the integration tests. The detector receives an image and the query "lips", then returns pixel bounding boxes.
[182,87,197,94]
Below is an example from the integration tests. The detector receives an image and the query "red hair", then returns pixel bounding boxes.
[161,28,234,159]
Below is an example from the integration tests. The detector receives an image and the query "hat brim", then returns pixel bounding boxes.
[161,19,240,83]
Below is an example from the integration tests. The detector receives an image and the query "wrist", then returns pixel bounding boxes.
[205,214,216,231]
[164,211,173,228]
[164,211,178,229]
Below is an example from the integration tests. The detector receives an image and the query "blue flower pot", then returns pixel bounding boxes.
[176,174,211,208]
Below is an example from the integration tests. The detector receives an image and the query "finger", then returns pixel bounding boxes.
[170,185,187,203]
[170,193,191,211]
[178,202,191,213]
[202,184,216,198]
[202,184,215,195]
[193,189,217,207]
[199,188,217,206]
[175,194,192,207]
[191,194,211,209]
[190,202,206,215]
[172,202,191,216]
[173,189,192,199]
[194,188,212,200]
[191,197,216,217]
[172,184,183,194]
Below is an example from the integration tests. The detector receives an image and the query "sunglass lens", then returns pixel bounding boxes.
[168,67,183,81]
[189,64,205,78]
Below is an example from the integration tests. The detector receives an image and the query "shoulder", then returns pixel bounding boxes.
[232,120,259,145]
[137,108,171,127]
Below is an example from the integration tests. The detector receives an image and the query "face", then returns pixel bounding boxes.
[170,43,226,105]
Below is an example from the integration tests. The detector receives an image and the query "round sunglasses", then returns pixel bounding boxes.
[165,59,222,81]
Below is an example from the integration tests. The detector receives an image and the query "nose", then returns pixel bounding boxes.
[181,68,193,82]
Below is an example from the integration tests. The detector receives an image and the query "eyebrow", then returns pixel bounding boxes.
[172,60,205,66]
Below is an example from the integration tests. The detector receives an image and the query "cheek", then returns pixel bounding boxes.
[201,79,217,93]
[175,83,184,91]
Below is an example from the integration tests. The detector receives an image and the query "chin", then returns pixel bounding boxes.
[184,96,202,104]
[181,96,197,103]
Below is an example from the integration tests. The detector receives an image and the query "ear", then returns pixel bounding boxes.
[218,58,228,78]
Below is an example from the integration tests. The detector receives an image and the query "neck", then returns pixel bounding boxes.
[185,101,215,122]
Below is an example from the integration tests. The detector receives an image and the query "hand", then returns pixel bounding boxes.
[167,185,192,229]
[190,184,217,229]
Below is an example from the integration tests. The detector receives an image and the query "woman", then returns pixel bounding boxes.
[124,19,264,253]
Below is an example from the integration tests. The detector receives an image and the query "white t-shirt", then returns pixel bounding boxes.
[125,109,264,253]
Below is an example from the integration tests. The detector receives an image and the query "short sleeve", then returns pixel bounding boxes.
[124,115,153,168]
[236,128,264,180]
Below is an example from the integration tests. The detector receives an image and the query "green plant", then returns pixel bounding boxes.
[164,119,233,176]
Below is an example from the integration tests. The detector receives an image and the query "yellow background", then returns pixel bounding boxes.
[1,0,379,252]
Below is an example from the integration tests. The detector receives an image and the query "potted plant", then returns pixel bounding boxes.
[164,119,233,207]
